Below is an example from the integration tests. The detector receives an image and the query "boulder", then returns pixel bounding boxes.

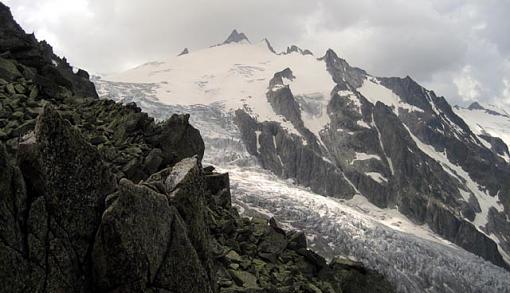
[93,178,212,292]
[36,105,116,261]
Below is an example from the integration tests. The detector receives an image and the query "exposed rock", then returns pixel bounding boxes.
[36,104,116,262]
[92,178,212,292]
[284,45,313,56]
[147,113,205,164]
[222,29,250,44]
[178,48,189,56]
[0,3,98,99]
[263,38,276,54]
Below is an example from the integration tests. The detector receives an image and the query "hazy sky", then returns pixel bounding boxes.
[4,0,510,106]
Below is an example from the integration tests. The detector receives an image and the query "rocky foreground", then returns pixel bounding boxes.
[0,3,394,292]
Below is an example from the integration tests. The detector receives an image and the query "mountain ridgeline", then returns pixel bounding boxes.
[0,3,394,293]
[95,27,510,275]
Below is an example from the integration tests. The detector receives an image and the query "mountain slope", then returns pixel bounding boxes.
[454,102,510,162]
[98,31,510,271]
[91,89,510,293]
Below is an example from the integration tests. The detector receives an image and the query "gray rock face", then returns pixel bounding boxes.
[147,113,205,164]
[93,178,212,292]
[321,49,367,88]
[36,105,117,263]
[234,109,355,198]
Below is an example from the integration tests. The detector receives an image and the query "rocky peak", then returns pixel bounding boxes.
[468,101,509,117]
[178,48,189,56]
[468,101,484,110]
[284,44,313,56]
[321,48,366,88]
[263,38,276,54]
[222,29,250,44]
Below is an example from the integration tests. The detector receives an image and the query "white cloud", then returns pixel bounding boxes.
[453,66,482,102]
[3,0,510,106]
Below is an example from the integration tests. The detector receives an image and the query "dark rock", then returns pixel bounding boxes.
[178,48,189,56]
[36,105,116,262]
[148,113,205,163]
[203,165,215,174]
[143,147,163,174]
[222,29,250,44]
[93,178,212,292]
[165,157,215,286]
[89,134,107,145]
[287,231,307,250]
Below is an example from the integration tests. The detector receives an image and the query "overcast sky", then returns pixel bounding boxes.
[4,0,510,106]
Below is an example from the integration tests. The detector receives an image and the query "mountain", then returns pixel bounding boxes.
[221,29,250,45]
[0,3,395,293]
[94,30,510,291]
[178,47,189,56]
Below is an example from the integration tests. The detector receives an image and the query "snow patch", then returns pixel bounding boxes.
[365,172,388,183]
[255,130,261,153]
[350,152,382,165]
[358,77,424,114]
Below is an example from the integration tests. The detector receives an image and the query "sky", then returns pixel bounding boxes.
[3,0,510,107]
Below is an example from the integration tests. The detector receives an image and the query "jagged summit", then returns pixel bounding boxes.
[466,101,510,117]
[468,101,485,111]
[177,48,189,56]
[283,45,313,56]
[222,29,250,44]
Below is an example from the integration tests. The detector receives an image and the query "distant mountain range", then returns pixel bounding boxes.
[94,30,510,292]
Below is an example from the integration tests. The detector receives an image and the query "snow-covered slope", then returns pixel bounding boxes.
[95,30,510,291]
[106,40,332,138]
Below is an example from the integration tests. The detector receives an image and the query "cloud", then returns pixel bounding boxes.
[3,0,510,106]
[453,66,482,101]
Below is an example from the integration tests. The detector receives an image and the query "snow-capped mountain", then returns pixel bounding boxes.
[94,30,510,292]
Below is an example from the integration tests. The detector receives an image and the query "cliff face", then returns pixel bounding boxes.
[0,3,394,292]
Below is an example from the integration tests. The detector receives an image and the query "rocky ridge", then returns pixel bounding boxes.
[0,3,394,292]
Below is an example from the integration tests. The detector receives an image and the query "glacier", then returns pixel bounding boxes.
[92,79,510,292]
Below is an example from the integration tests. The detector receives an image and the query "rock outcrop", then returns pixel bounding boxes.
[0,3,394,292]
[222,29,250,45]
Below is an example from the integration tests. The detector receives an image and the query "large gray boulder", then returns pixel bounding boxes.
[36,105,116,262]
[92,178,212,292]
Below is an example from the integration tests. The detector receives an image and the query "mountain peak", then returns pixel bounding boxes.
[284,45,313,56]
[468,101,484,111]
[223,29,250,44]
[468,101,509,117]
[263,38,276,54]
[178,48,189,56]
